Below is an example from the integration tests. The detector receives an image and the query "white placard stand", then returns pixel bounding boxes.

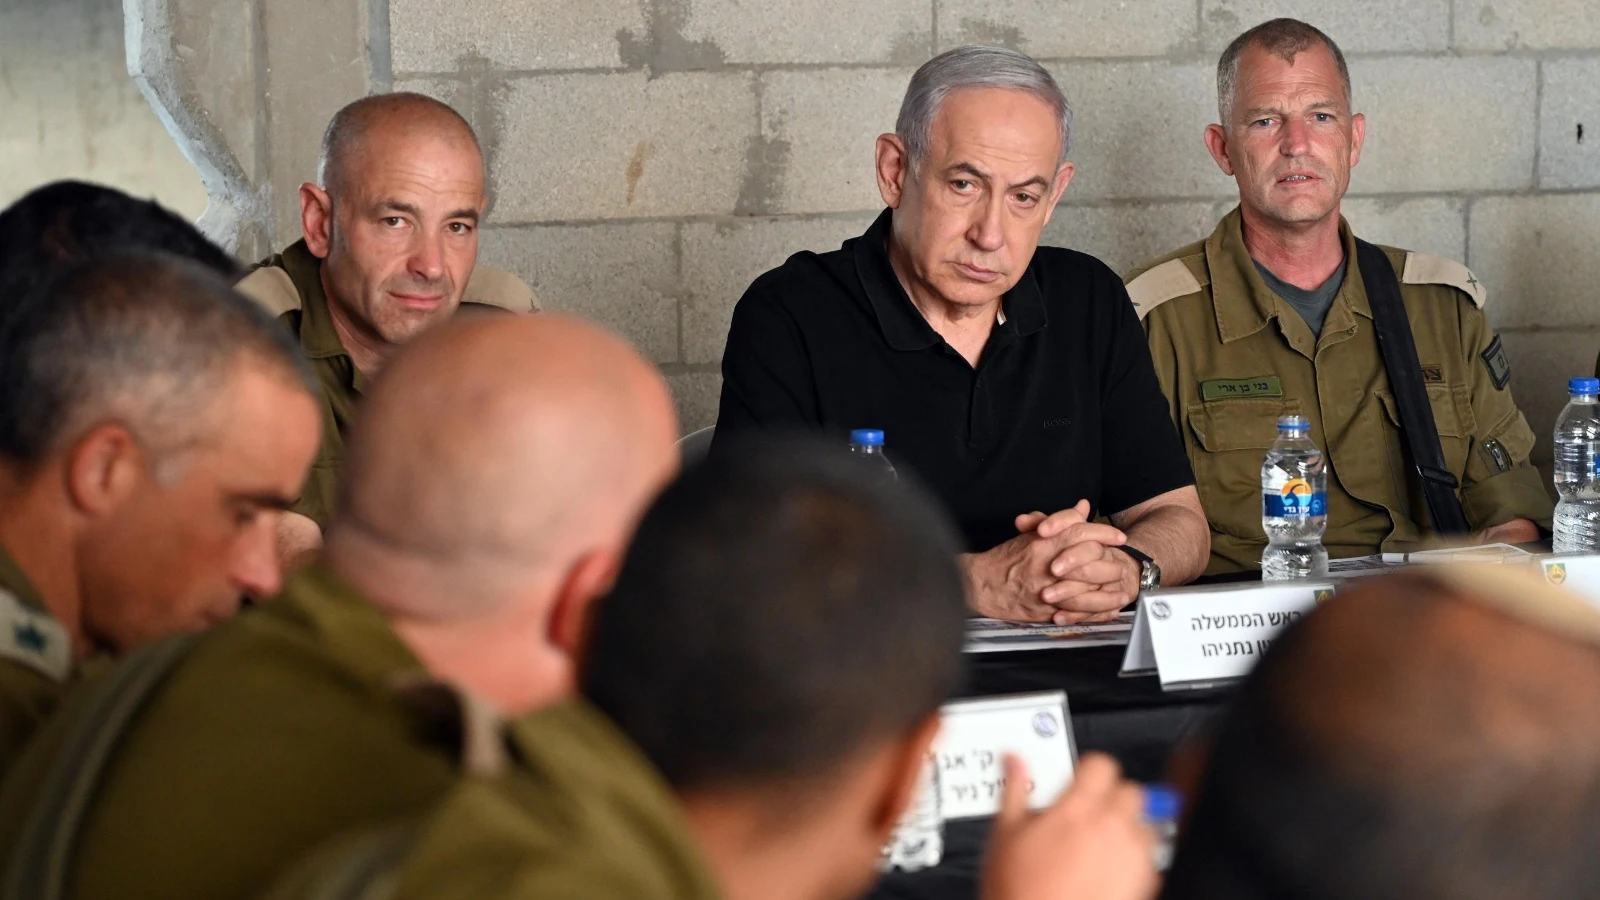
[931,691,1076,820]
[1120,581,1335,690]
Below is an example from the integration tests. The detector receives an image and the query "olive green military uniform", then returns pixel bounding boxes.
[236,241,538,527]
[0,563,463,900]
[0,544,71,774]
[265,702,722,900]
[1128,208,1552,575]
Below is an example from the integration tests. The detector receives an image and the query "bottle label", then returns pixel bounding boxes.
[1263,479,1327,517]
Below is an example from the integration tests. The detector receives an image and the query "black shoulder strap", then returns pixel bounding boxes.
[3,633,198,900]
[1355,239,1471,536]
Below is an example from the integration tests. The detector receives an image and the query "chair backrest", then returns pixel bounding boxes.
[676,425,715,464]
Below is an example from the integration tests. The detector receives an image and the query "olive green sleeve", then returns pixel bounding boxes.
[1141,311,1185,435]
[1456,302,1553,531]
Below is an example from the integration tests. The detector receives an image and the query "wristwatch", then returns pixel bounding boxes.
[1116,545,1161,593]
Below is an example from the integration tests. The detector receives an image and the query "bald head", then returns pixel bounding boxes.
[327,314,678,615]
[316,93,482,197]
[1164,569,1600,900]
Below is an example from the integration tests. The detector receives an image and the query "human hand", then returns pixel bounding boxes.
[961,502,1125,622]
[981,753,1158,900]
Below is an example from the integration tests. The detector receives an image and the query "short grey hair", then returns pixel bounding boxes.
[316,92,481,193]
[1217,18,1351,124]
[896,46,1072,172]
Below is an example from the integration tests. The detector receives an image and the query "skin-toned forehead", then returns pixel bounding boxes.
[926,87,1064,175]
[323,95,486,200]
[1229,42,1350,121]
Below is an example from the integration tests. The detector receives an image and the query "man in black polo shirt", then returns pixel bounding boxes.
[713,46,1209,623]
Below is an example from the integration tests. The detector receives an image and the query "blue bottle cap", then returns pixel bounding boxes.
[1570,377,1600,396]
[1144,784,1181,822]
[1277,414,1310,431]
[850,429,885,446]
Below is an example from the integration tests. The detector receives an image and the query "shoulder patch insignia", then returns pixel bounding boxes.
[0,589,71,681]
[235,266,302,317]
[1481,334,1512,391]
[1126,258,1206,322]
[1401,251,1487,309]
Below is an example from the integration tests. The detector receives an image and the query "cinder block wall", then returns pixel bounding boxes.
[377,1,1600,460]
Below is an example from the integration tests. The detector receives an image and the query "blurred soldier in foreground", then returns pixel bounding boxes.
[1164,566,1600,899]
[237,92,539,564]
[268,441,1159,900]
[0,315,676,900]
[0,253,319,774]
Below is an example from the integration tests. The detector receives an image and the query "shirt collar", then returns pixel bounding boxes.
[1205,206,1366,343]
[852,208,1047,352]
[0,542,45,614]
[280,240,352,361]
[279,240,369,393]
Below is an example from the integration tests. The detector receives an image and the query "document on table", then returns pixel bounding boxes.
[963,611,1136,653]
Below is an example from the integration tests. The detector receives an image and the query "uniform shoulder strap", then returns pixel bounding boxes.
[1400,251,1488,309]
[1125,257,1206,322]
[0,590,72,682]
[237,265,304,316]
[3,634,198,900]
[462,267,541,313]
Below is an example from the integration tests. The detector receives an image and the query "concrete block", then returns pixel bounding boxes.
[1045,201,1227,278]
[1200,0,1450,52]
[668,371,725,434]
[937,0,1195,58]
[492,72,757,222]
[1048,60,1227,202]
[1539,58,1600,190]
[1468,194,1600,332]
[1341,196,1466,263]
[389,0,643,72]
[1497,329,1599,468]
[477,223,681,363]
[1350,57,1536,193]
[755,69,912,215]
[262,0,373,245]
[672,0,931,66]
[680,214,879,364]
[1455,0,1600,50]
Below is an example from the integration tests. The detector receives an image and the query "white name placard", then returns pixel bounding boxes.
[930,692,1075,820]
[1539,554,1600,605]
[1120,581,1335,690]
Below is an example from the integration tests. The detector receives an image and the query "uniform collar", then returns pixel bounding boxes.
[0,542,45,614]
[282,562,424,689]
[279,241,370,393]
[1205,206,1369,343]
[853,208,1047,352]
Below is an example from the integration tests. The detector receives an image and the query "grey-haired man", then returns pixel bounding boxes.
[713,46,1209,623]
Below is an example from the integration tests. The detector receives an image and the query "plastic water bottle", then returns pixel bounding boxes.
[1144,784,1181,872]
[1261,415,1328,580]
[880,754,942,872]
[850,429,898,480]
[1553,377,1600,553]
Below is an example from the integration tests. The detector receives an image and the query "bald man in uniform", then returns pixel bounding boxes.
[1163,566,1600,899]
[0,315,677,900]
[237,92,540,564]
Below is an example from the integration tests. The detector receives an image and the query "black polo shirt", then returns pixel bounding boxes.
[711,208,1194,553]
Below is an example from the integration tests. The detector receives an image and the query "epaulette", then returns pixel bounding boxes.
[234,265,542,316]
[1126,257,1208,322]
[0,589,71,681]
[1400,251,1487,309]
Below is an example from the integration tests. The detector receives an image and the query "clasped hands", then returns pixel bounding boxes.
[962,500,1140,624]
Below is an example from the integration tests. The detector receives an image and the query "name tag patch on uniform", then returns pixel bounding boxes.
[1420,364,1444,384]
[1481,335,1512,391]
[1201,376,1283,402]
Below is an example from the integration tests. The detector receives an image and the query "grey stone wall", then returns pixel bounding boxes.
[139,0,1600,463]
[0,0,207,218]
